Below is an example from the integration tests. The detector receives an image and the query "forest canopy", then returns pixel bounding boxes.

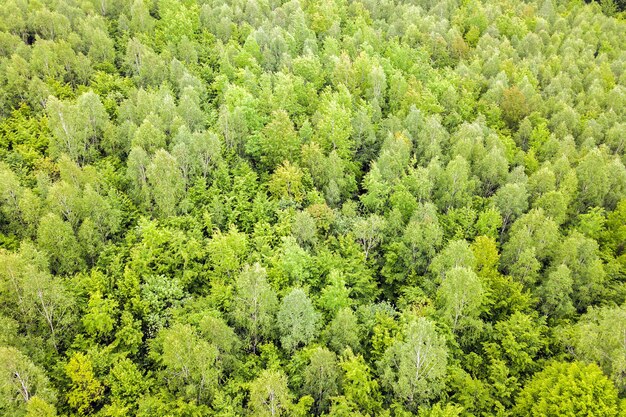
[0,0,625,416]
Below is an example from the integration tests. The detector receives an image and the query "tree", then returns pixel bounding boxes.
[152,323,220,404]
[353,214,386,260]
[197,314,240,372]
[37,213,84,275]
[485,312,546,377]
[46,92,108,164]
[429,239,477,282]
[339,349,382,415]
[65,353,104,416]
[376,132,412,182]
[130,0,155,35]
[303,347,340,414]
[249,369,292,417]
[276,237,313,286]
[190,131,222,180]
[553,232,606,310]
[500,86,529,127]
[0,346,56,416]
[437,266,484,332]
[127,146,151,209]
[106,358,148,408]
[291,210,317,248]
[146,149,185,217]
[132,118,166,153]
[251,110,301,171]
[317,270,352,316]
[277,288,320,351]
[492,183,529,235]
[0,243,75,350]
[435,156,476,210]
[323,308,361,353]
[207,227,248,279]
[380,318,448,408]
[513,361,619,417]
[231,263,278,352]
[313,94,353,159]
[269,162,307,203]
[402,202,444,275]
[537,265,575,320]
[571,305,626,392]
[502,209,560,271]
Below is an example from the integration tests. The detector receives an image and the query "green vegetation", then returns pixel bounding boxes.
[0,0,625,415]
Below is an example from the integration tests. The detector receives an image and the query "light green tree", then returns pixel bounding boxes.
[277,288,320,351]
[380,318,448,408]
[0,346,56,416]
[231,263,278,352]
[146,149,185,217]
[513,361,619,417]
[303,347,340,414]
[249,369,292,417]
[437,266,484,332]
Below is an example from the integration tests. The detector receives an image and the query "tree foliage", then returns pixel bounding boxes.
[0,0,624,415]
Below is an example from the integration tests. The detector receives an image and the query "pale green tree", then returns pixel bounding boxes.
[152,323,220,404]
[249,369,292,417]
[0,346,56,416]
[437,267,484,332]
[303,347,340,414]
[380,318,448,408]
[277,288,320,351]
[146,149,185,217]
[231,263,278,352]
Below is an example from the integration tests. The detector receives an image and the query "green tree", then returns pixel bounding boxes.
[106,358,148,409]
[353,214,386,260]
[249,369,292,417]
[340,349,382,415]
[437,266,484,332]
[277,288,320,351]
[493,183,529,235]
[231,263,278,352]
[146,149,185,217]
[537,265,575,320]
[0,346,56,416]
[251,110,301,171]
[303,347,339,414]
[0,243,75,349]
[37,213,84,275]
[513,361,619,417]
[380,318,448,408]
[323,308,361,353]
[571,305,626,392]
[152,323,220,404]
[435,156,476,210]
[269,162,307,204]
[46,92,108,164]
[65,353,104,416]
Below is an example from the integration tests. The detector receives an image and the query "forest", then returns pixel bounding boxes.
[0,0,625,416]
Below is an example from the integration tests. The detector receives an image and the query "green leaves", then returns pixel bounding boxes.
[65,353,103,416]
[152,323,220,404]
[277,288,320,352]
[569,305,626,392]
[46,92,109,164]
[513,362,619,417]
[248,369,292,417]
[0,0,624,415]
[0,346,56,416]
[380,318,448,408]
[231,263,278,352]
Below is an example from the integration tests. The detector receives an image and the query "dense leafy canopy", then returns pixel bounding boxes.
[0,0,625,416]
